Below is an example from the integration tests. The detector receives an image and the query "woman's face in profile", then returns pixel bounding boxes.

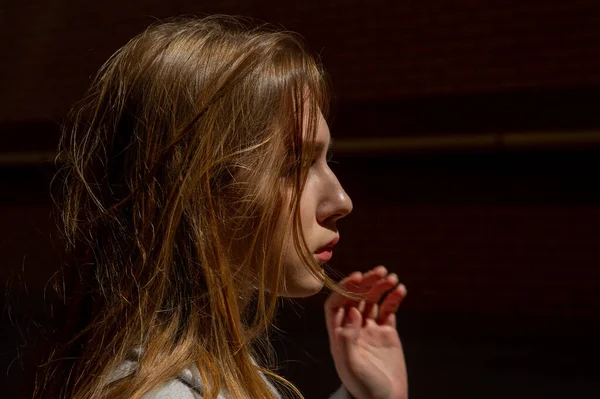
[280,112,353,297]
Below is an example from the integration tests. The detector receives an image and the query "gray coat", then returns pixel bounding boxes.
[112,358,351,399]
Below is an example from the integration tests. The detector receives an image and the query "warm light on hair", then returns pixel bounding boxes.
[34,15,346,399]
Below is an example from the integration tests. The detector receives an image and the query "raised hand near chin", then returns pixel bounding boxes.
[325,266,408,399]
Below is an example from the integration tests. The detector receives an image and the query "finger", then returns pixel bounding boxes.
[364,302,378,321]
[327,307,346,345]
[334,306,346,327]
[365,273,399,304]
[362,274,398,319]
[383,312,397,328]
[343,306,363,329]
[336,308,362,352]
[325,271,363,311]
[353,268,389,319]
[341,271,364,288]
[357,299,366,313]
[363,265,388,279]
[378,284,407,325]
[357,266,388,294]
[325,267,388,328]
[325,272,363,335]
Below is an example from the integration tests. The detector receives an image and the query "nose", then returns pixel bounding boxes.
[317,172,353,229]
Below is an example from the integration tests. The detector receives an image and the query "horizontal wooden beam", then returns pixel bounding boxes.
[2,130,600,165]
[332,130,600,155]
[0,151,57,166]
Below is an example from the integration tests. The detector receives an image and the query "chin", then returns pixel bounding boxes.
[281,275,325,298]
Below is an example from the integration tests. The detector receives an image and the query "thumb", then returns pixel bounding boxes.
[343,306,363,329]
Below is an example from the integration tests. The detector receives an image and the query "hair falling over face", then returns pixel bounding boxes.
[33,15,347,399]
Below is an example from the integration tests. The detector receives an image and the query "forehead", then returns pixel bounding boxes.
[312,118,332,157]
[298,102,330,149]
[314,112,331,143]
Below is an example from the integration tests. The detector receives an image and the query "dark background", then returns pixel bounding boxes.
[2,1,600,398]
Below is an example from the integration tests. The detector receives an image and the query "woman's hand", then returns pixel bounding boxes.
[325,266,408,399]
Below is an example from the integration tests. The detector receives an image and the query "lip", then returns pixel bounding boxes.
[314,236,339,263]
[314,249,333,263]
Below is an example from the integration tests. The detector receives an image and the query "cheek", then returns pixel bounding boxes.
[299,181,319,235]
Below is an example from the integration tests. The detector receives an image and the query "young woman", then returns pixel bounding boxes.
[34,15,408,399]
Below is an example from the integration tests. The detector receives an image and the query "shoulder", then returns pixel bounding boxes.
[141,376,203,399]
[142,365,206,398]
[111,358,206,398]
[111,354,282,399]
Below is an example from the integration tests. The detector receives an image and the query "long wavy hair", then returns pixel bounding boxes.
[33,16,344,399]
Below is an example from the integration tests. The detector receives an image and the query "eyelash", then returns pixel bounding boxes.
[282,150,334,178]
[312,151,334,166]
